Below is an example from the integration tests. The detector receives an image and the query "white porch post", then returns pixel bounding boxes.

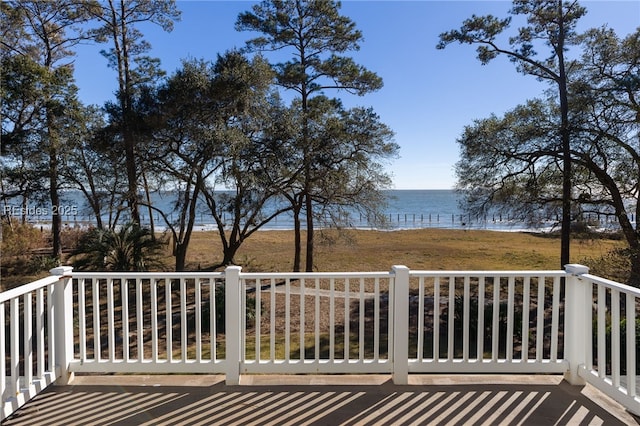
[392,265,410,385]
[225,266,242,385]
[563,264,590,385]
[50,266,74,385]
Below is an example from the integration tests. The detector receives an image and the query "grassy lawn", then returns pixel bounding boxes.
[182,228,622,272]
[2,227,623,289]
[185,332,389,362]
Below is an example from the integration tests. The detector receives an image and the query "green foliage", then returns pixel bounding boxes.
[71,223,165,271]
[88,0,181,85]
[441,2,640,281]
[201,284,256,334]
[151,52,291,270]
[595,314,640,375]
[236,0,388,272]
[437,0,586,74]
[236,0,382,96]
[26,255,59,274]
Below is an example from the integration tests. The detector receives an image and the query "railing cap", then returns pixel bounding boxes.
[564,264,589,275]
[50,266,73,276]
[391,265,410,273]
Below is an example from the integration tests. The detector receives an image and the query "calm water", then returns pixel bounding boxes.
[7,189,567,231]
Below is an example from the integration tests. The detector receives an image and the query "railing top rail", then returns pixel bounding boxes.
[0,274,61,303]
[239,271,393,280]
[69,269,569,281]
[72,271,224,279]
[581,273,640,297]
[409,270,566,278]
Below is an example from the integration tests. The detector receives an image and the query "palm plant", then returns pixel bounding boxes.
[71,223,165,271]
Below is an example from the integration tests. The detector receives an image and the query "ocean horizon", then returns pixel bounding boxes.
[3,189,590,232]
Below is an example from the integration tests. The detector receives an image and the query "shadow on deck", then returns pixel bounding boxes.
[4,375,639,425]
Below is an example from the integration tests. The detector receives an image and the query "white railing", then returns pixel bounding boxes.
[0,267,73,421]
[237,269,395,378]
[573,267,640,413]
[2,264,639,420]
[406,269,568,374]
[71,271,226,375]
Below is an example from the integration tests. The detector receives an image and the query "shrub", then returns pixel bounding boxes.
[594,315,640,375]
[581,248,632,284]
[208,284,257,333]
[26,255,59,274]
[1,221,47,257]
[71,223,166,271]
[60,226,86,252]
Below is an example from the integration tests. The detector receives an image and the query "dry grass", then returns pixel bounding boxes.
[179,228,622,272]
[0,227,623,290]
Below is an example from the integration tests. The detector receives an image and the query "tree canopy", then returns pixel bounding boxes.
[1,0,96,260]
[86,0,181,224]
[439,0,588,268]
[236,0,388,271]
[455,26,640,285]
[3,0,637,283]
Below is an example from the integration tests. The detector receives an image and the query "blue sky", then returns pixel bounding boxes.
[72,1,640,190]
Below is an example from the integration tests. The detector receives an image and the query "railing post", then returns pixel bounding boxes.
[50,266,74,385]
[225,266,242,385]
[392,265,410,385]
[564,264,590,385]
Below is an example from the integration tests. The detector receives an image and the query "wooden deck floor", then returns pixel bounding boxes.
[4,375,639,425]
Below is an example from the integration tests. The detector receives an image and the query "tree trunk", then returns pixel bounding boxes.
[123,126,140,224]
[48,113,62,262]
[116,0,139,225]
[222,241,242,266]
[172,185,199,271]
[174,242,187,272]
[90,195,104,229]
[21,197,27,224]
[305,191,314,272]
[49,162,62,261]
[83,168,104,229]
[142,171,155,235]
[293,203,302,272]
[560,128,571,268]
[49,174,62,263]
[557,0,571,269]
